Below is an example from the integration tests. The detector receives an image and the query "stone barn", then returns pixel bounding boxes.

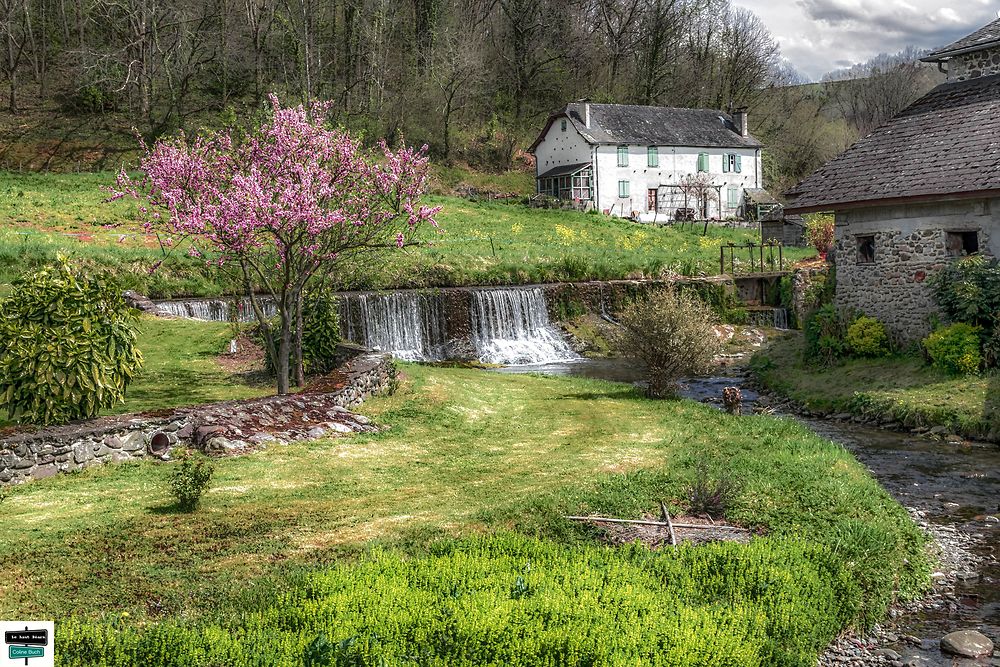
[760,210,806,247]
[784,17,1000,343]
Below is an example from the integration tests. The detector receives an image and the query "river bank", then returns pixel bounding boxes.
[750,333,998,444]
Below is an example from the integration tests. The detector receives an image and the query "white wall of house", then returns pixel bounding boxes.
[533,118,593,176]
[595,145,762,221]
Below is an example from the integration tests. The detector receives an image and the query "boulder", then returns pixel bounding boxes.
[940,630,993,658]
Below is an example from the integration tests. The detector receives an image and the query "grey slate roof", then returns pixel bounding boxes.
[529,102,761,152]
[784,73,1000,214]
[923,17,1000,61]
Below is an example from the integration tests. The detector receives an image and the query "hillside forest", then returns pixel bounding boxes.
[1,0,942,193]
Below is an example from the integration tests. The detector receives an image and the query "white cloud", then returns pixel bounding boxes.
[733,0,1000,80]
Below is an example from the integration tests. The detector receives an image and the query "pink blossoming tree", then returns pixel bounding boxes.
[114,96,439,394]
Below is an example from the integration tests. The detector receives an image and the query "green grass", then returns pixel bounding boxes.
[0,171,813,297]
[0,360,927,663]
[752,333,998,440]
[114,317,269,414]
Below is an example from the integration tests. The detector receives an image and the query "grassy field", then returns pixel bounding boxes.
[1,360,927,663]
[752,333,998,440]
[0,171,813,297]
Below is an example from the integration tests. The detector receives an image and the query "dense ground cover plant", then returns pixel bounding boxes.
[114,97,438,394]
[0,259,142,424]
[57,533,858,667]
[612,290,721,398]
[923,323,982,375]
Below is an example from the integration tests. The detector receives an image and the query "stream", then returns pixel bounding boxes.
[497,359,999,666]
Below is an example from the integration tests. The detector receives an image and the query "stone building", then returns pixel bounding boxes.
[784,17,1000,343]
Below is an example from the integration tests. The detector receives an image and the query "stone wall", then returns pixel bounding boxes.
[833,199,999,343]
[949,47,1000,82]
[0,350,396,486]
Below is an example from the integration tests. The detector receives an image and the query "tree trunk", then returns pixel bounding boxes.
[277,312,291,394]
[294,290,305,387]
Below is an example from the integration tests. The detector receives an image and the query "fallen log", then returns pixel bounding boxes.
[563,515,750,532]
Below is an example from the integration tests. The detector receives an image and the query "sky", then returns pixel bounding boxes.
[732,0,1000,80]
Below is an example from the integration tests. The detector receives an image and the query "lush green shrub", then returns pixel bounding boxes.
[170,451,215,512]
[301,290,342,375]
[0,259,143,425]
[57,533,859,667]
[846,316,891,358]
[932,255,1000,332]
[612,290,722,398]
[804,304,851,366]
[923,323,982,375]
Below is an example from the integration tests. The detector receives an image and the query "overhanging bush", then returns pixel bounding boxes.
[612,289,721,398]
[0,259,143,425]
[932,255,1000,332]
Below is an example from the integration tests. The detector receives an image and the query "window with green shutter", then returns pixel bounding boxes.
[647,146,658,167]
[735,154,742,173]
[697,152,709,172]
[617,146,629,167]
[722,155,730,173]
[618,180,630,198]
[727,187,739,208]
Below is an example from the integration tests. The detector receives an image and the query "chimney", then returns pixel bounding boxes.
[733,107,748,137]
[584,101,591,128]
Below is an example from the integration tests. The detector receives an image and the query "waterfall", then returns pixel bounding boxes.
[339,292,449,361]
[746,307,789,330]
[470,287,579,365]
[155,297,277,322]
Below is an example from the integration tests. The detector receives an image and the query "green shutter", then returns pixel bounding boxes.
[648,146,658,167]
[735,154,742,173]
[722,154,730,173]
[698,153,708,172]
[618,180,629,198]
[618,146,629,167]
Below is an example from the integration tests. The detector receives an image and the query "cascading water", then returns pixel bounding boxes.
[339,292,449,361]
[155,297,277,322]
[746,307,789,330]
[470,287,580,365]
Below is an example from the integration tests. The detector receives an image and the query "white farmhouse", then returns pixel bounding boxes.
[528,101,764,222]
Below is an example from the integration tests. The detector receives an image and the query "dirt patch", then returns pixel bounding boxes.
[216,335,266,375]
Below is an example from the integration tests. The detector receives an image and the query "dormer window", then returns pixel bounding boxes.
[617,146,629,167]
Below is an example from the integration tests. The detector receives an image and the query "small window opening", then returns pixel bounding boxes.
[560,119,567,132]
[857,235,875,264]
[946,230,979,257]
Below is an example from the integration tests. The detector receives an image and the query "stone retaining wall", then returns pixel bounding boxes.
[0,350,396,486]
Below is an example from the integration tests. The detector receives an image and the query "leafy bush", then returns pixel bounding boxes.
[846,316,891,358]
[0,259,143,425]
[170,451,215,512]
[612,290,722,398]
[301,290,342,375]
[923,323,982,375]
[804,214,834,257]
[804,304,850,366]
[932,255,1000,332]
[57,533,859,666]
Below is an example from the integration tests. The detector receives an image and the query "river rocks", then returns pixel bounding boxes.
[939,630,993,658]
